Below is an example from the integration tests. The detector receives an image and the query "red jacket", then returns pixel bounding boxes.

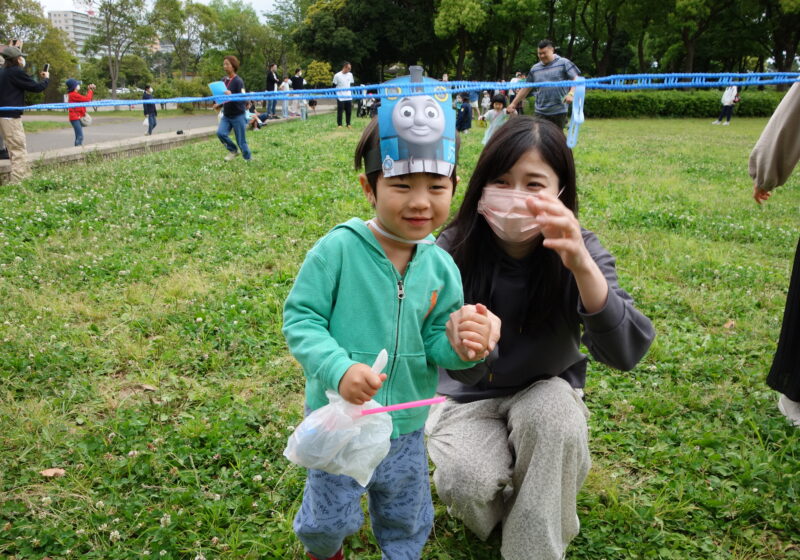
[68,89,93,121]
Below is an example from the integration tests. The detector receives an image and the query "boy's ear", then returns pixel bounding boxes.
[359,174,376,207]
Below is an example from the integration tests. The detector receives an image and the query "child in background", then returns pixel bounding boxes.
[280,76,291,118]
[456,93,472,134]
[478,93,509,145]
[481,90,492,115]
[283,67,497,560]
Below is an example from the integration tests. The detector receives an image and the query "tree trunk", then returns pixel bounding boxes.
[455,30,467,79]
[496,46,505,80]
[682,29,695,73]
[637,30,646,72]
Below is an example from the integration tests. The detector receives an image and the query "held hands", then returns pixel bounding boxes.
[446,303,498,361]
[339,363,387,405]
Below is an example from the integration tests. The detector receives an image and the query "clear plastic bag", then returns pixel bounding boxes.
[284,351,393,486]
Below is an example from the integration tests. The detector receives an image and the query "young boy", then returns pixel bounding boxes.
[455,93,472,133]
[283,67,496,560]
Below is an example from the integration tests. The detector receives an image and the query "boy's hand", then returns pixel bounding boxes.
[447,303,497,361]
[339,363,387,405]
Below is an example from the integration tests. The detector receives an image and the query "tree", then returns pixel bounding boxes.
[434,0,489,79]
[27,26,79,103]
[305,59,332,86]
[151,0,217,78]
[669,0,734,72]
[0,0,48,47]
[208,0,266,89]
[85,0,154,106]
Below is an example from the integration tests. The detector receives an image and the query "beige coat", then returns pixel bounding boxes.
[749,82,800,191]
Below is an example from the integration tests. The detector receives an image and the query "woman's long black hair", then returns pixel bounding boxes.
[442,116,578,328]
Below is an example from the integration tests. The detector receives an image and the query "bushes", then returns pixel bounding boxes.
[581,88,787,118]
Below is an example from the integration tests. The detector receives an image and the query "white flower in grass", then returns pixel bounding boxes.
[194,554,206,560]
[41,496,52,506]
[160,513,171,527]
[109,530,121,542]
[160,551,167,557]
[252,474,262,482]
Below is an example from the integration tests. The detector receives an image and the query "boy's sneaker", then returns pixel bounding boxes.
[711,120,721,125]
[306,548,344,560]
[778,394,800,427]
[722,121,730,126]
[224,151,239,161]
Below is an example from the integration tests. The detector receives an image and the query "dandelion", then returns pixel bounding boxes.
[160,513,171,527]
[109,530,121,542]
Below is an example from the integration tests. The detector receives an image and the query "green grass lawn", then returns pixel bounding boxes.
[1,115,798,559]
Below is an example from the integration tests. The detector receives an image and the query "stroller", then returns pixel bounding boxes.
[357,96,376,118]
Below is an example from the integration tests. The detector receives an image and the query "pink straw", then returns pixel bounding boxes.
[361,396,447,416]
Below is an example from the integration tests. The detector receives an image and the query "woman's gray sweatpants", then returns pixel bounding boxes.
[425,377,591,560]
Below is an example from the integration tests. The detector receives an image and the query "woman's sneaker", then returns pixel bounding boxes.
[224,151,239,161]
[778,394,800,427]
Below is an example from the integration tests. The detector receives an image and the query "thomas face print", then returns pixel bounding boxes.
[391,95,446,158]
[377,66,456,178]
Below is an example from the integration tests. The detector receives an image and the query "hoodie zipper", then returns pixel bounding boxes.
[388,277,405,380]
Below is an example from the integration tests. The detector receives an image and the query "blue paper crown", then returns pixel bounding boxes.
[376,66,456,178]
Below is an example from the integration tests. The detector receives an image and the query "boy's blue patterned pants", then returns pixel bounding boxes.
[293,428,433,559]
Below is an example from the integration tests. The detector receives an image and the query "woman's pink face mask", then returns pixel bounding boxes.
[477,186,563,243]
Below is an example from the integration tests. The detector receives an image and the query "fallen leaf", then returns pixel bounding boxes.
[40,468,66,478]
[723,320,735,329]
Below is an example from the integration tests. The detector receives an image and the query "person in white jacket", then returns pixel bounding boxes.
[712,85,739,125]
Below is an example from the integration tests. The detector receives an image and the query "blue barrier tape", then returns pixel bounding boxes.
[566,77,585,149]
[7,72,798,112]
[5,72,797,147]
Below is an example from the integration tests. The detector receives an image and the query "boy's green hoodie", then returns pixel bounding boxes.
[283,218,480,438]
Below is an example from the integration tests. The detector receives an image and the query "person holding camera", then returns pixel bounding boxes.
[66,79,95,146]
[0,42,50,184]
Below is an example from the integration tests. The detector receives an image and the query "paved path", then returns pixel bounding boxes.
[23,100,338,153]
[25,113,220,153]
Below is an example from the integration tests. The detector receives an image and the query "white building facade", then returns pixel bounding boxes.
[48,10,99,58]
